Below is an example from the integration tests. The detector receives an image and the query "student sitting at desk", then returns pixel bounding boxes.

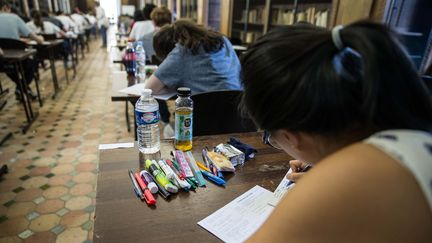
[138,6,172,62]
[145,20,242,95]
[0,0,43,100]
[128,4,156,42]
[241,21,432,242]
[27,10,66,37]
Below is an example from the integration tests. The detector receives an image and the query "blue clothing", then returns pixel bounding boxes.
[0,13,31,40]
[154,37,242,94]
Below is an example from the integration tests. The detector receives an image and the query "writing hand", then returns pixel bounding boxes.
[286,160,311,182]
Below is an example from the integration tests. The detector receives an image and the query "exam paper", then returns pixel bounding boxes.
[98,142,134,150]
[198,185,274,243]
[268,169,295,207]
[118,83,176,100]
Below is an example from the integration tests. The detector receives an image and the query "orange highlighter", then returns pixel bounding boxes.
[134,172,156,205]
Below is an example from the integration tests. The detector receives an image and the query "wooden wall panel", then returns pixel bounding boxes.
[219,0,232,36]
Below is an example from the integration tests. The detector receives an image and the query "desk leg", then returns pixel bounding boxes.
[16,62,38,133]
[130,100,137,141]
[14,63,30,122]
[64,62,69,84]
[34,67,43,107]
[0,132,12,146]
[125,101,131,132]
[49,50,60,99]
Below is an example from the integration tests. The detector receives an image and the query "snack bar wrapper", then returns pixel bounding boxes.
[214,143,245,167]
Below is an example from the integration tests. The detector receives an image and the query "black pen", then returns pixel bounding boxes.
[128,169,143,199]
[287,164,312,186]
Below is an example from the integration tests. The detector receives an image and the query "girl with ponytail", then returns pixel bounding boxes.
[242,21,432,242]
[27,10,65,36]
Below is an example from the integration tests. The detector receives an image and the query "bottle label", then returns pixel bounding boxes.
[175,114,193,141]
[135,110,160,125]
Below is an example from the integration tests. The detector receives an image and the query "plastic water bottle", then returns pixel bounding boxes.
[135,41,146,83]
[174,87,193,151]
[125,42,136,76]
[135,89,160,154]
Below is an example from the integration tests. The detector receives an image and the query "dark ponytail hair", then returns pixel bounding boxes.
[153,19,224,60]
[31,10,44,32]
[240,20,432,135]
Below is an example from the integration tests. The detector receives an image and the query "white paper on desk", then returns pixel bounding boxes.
[198,185,274,243]
[268,169,295,207]
[98,142,134,150]
[118,83,176,100]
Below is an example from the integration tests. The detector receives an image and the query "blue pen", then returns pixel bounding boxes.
[128,169,143,199]
[201,170,226,186]
[286,164,312,187]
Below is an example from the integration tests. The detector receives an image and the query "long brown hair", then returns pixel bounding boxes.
[31,10,44,32]
[153,19,224,60]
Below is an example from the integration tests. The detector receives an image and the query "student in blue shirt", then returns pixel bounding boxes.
[144,20,242,95]
[0,0,43,100]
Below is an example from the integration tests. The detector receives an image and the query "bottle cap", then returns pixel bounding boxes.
[141,89,152,96]
[177,87,191,97]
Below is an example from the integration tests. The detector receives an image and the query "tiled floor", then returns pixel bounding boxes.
[0,36,135,242]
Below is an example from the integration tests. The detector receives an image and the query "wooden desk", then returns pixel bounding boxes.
[28,40,66,99]
[1,49,39,133]
[94,132,292,242]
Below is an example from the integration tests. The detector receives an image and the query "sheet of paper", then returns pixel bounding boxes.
[198,185,274,243]
[98,142,134,150]
[268,169,294,207]
[118,83,176,100]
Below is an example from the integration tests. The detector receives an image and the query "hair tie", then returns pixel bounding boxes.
[331,25,344,50]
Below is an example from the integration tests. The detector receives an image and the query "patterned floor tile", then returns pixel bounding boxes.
[35,199,64,214]
[56,227,87,243]
[23,231,56,243]
[17,229,34,239]
[28,214,60,232]
[0,35,130,242]
[14,188,43,202]
[6,202,35,218]
[60,210,90,228]
[42,186,68,200]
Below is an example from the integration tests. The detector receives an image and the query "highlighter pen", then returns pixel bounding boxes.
[200,170,226,186]
[158,160,191,190]
[166,159,185,180]
[286,164,312,187]
[196,161,211,173]
[171,159,187,179]
[202,148,211,169]
[134,172,156,205]
[148,172,171,199]
[128,169,143,199]
[146,160,178,193]
[140,170,158,194]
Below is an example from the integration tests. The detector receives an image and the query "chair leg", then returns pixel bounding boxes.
[125,101,130,132]
[34,69,43,107]
[64,61,69,84]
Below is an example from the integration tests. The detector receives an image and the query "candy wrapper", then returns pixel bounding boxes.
[206,151,235,172]
[214,143,245,167]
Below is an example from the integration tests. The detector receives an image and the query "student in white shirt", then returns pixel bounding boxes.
[27,10,65,37]
[71,8,88,34]
[128,4,156,42]
[55,11,75,32]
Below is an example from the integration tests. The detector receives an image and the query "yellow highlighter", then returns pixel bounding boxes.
[196,161,211,173]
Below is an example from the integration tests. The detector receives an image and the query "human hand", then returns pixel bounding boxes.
[286,160,311,182]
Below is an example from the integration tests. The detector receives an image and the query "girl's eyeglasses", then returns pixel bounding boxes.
[262,131,282,150]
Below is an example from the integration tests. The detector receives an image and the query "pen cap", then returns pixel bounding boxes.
[147,182,158,194]
[140,170,159,194]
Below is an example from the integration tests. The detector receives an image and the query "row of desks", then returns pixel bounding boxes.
[0,39,83,138]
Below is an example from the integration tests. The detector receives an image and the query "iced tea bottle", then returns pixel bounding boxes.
[174,87,193,151]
